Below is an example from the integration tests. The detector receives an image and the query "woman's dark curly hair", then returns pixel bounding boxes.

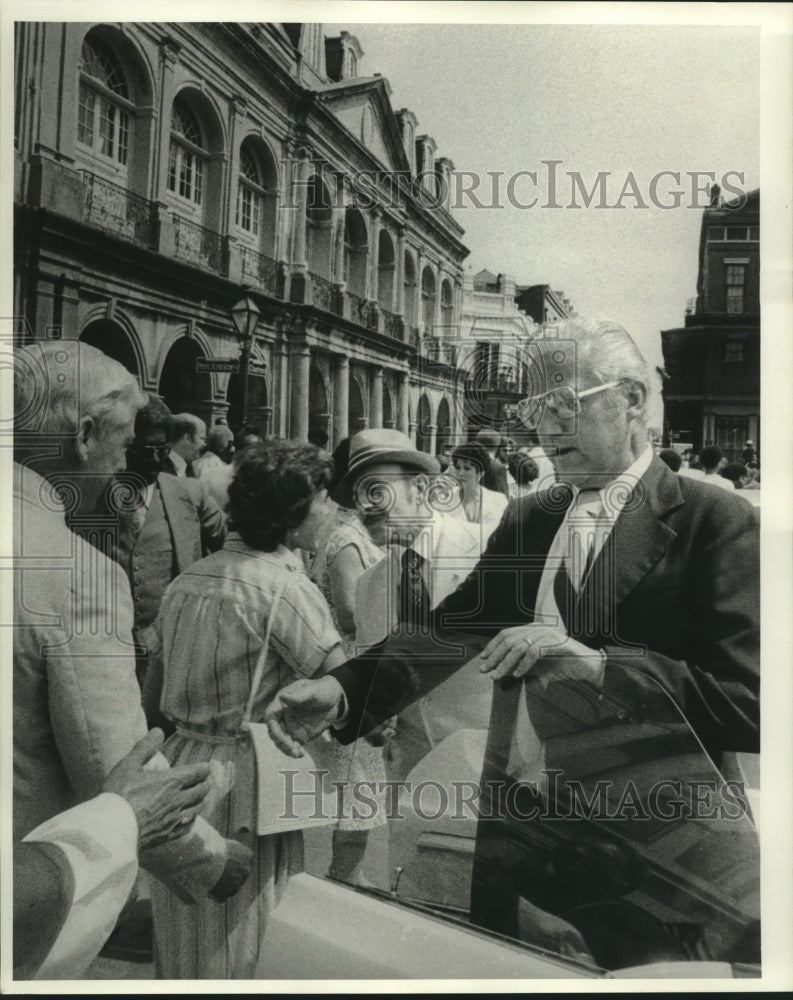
[228,441,333,551]
[451,442,490,478]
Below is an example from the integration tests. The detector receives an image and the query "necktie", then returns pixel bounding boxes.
[398,548,431,632]
[553,490,605,635]
[185,461,197,478]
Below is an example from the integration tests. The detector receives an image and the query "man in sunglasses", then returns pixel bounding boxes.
[266,317,759,952]
[91,394,226,695]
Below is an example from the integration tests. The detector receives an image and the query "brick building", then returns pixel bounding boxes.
[661,188,760,460]
[14,22,469,448]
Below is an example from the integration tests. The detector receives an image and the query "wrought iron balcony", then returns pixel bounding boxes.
[310,273,341,314]
[348,292,378,331]
[172,214,224,274]
[419,337,458,366]
[239,246,280,296]
[81,171,156,249]
[381,308,400,340]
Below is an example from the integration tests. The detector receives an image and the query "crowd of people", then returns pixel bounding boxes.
[12,315,760,978]
[658,442,761,508]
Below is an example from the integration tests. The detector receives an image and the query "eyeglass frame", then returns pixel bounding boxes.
[126,442,172,459]
[516,380,625,429]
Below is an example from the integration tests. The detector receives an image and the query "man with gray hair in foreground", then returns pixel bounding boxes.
[266,317,759,965]
[12,340,252,920]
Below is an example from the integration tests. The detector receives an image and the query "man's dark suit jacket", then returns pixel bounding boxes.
[331,456,760,954]
[334,456,759,757]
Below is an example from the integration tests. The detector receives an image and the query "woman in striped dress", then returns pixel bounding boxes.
[143,441,345,979]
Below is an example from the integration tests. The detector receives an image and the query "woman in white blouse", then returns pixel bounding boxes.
[450,441,509,547]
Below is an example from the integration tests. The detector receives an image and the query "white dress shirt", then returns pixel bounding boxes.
[535,445,654,627]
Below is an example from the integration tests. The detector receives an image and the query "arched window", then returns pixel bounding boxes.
[78,35,132,168]
[168,98,207,206]
[236,144,266,237]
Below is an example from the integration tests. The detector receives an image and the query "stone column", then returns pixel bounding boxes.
[395,227,406,316]
[278,138,296,266]
[290,345,311,441]
[333,355,349,443]
[428,423,438,456]
[397,373,410,435]
[291,147,311,273]
[434,266,443,336]
[276,343,290,437]
[155,37,181,199]
[333,200,346,287]
[369,367,384,428]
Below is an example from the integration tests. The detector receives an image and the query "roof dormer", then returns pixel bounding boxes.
[395,109,418,175]
[324,31,364,82]
[416,134,437,194]
[435,156,454,211]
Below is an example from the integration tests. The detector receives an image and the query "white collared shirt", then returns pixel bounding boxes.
[535,445,654,625]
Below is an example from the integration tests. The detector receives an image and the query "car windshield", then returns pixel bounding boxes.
[303,627,760,976]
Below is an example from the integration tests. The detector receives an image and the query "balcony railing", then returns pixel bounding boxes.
[172,214,224,274]
[381,308,400,340]
[81,171,156,249]
[420,337,458,366]
[310,273,341,314]
[346,293,378,331]
[240,246,279,296]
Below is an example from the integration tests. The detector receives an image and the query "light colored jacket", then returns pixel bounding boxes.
[12,463,230,899]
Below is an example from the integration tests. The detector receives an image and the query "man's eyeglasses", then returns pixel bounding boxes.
[127,443,171,460]
[516,381,623,430]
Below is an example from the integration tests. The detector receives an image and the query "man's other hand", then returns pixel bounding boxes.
[265,677,346,756]
[103,729,211,851]
[479,625,606,687]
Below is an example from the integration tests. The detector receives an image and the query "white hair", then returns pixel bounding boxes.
[551,316,649,389]
[14,340,145,437]
[170,412,206,442]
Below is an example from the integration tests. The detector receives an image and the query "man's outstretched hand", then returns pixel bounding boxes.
[103,728,211,851]
[265,677,346,756]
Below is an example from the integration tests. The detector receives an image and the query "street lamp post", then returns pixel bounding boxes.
[230,295,261,428]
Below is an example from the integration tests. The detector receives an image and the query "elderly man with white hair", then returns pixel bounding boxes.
[12,340,252,932]
[266,317,760,969]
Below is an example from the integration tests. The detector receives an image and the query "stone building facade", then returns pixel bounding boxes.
[661,188,760,459]
[14,22,468,449]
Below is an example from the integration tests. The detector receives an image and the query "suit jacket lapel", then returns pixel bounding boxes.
[579,457,684,616]
[156,472,187,571]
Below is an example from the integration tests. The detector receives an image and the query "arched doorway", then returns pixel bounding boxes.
[159,337,211,424]
[80,318,139,377]
[349,376,367,435]
[436,396,451,453]
[308,363,330,443]
[416,394,433,453]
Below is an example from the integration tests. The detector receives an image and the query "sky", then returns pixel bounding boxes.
[326,18,760,426]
